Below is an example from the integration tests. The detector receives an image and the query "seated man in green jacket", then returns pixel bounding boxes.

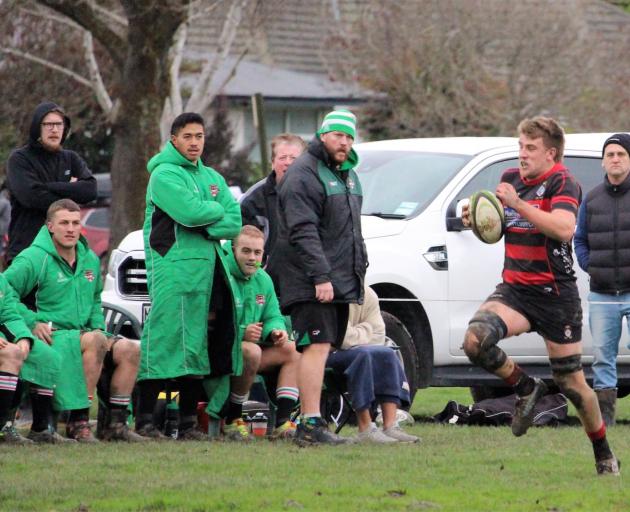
[5,199,145,443]
[0,274,62,444]
[221,225,300,440]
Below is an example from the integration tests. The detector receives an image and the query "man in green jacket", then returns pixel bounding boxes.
[5,199,145,443]
[0,274,62,444]
[136,112,241,440]
[219,226,300,440]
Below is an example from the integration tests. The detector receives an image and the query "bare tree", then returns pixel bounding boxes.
[1,0,263,246]
[324,0,630,139]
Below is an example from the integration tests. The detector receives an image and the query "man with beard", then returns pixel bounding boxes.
[6,102,97,263]
[270,110,367,445]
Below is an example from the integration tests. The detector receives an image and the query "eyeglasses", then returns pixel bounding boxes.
[41,122,64,130]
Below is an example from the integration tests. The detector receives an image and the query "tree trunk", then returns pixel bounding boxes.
[109,2,188,248]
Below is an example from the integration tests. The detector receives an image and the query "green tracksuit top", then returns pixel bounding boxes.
[0,273,59,390]
[224,242,287,344]
[139,141,241,380]
[4,226,101,408]
[4,226,104,331]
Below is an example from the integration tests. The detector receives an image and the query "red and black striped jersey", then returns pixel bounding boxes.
[501,163,581,296]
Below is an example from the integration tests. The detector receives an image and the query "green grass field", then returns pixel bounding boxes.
[1,387,628,511]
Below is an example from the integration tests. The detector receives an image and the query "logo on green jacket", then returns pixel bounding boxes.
[255,294,265,305]
[210,184,219,197]
[84,270,95,282]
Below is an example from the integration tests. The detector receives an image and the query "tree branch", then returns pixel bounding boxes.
[35,0,127,70]
[186,0,248,112]
[82,30,113,114]
[0,47,92,89]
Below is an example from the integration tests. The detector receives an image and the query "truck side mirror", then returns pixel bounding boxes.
[446,198,470,232]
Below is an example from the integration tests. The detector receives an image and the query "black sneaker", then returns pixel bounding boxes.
[512,378,548,437]
[294,417,348,446]
[596,456,621,476]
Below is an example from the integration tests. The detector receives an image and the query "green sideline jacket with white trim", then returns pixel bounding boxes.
[268,137,368,311]
[4,226,101,410]
[139,141,242,382]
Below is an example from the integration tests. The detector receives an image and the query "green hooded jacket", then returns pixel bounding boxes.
[4,226,102,409]
[140,141,241,381]
[0,273,59,390]
[224,242,287,344]
[203,243,287,418]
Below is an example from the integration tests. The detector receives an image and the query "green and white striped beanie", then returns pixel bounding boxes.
[317,109,357,139]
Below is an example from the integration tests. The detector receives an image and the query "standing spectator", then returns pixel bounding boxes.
[462,117,619,476]
[327,286,419,444]
[574,133,630,426]
[135,112,241,440]
[271,109,367,445]
[6,102,97,263]
[240,133,306,264]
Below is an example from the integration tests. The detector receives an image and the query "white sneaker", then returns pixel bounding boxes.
[355,425,398,444]
[382,425,420,443]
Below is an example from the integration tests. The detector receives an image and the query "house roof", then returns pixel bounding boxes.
[181,54,366,102]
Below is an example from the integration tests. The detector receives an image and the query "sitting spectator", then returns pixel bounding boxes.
[0,273,62,444]
[327,286,419,444]
[218,225,300,440]
[4,199,146,443]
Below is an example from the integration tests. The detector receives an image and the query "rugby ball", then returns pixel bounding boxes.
[469,190,505,244]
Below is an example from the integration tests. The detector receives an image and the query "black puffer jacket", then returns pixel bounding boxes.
[6,102,97,259]
[581,174,630,294]
[269,138,367,310]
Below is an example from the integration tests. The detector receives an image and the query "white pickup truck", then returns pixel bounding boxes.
[103,134,630,400]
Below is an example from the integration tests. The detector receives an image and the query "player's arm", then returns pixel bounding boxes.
[3,256,40,329]
[496,182,576,242]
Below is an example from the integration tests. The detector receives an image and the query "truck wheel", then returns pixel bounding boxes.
[382,311,419,403]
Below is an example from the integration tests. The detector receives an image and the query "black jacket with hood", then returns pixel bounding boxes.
[240,170,280,265]
[269,137,367,311]
[6,102,97,259]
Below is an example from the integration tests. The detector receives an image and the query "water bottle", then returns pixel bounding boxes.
[164,401,179,439]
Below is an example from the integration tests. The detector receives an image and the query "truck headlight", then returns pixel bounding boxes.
[107,249,127,278]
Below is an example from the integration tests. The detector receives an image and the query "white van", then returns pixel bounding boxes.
[103,134,626,399]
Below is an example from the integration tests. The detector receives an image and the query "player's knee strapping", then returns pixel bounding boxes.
[465,311,508,371]
[550,354,584,408]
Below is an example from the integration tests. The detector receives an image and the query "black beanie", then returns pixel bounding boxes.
[602,133,630,158]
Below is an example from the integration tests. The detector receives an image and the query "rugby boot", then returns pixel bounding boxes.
[270,420,297,440]
[66,420,99,443]
[0,423,34,445]
[177,426,207,441]
[27,427,77,444]
[596,455,621,476]
[135,423,169,440]
[222,418,251,442]
[511,378,548,437]
[100,410,149,442]
[294,417,348,446]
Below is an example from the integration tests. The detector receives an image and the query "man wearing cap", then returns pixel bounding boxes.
[574,133,630,427]
[6,101,97,263]
[270,109,367,445]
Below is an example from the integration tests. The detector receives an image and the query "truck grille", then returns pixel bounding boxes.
[118,256,148,297]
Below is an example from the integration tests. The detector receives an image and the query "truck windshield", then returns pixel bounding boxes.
[357,150,470,218]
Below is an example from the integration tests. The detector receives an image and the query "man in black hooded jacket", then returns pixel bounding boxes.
[6,101,97,262]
